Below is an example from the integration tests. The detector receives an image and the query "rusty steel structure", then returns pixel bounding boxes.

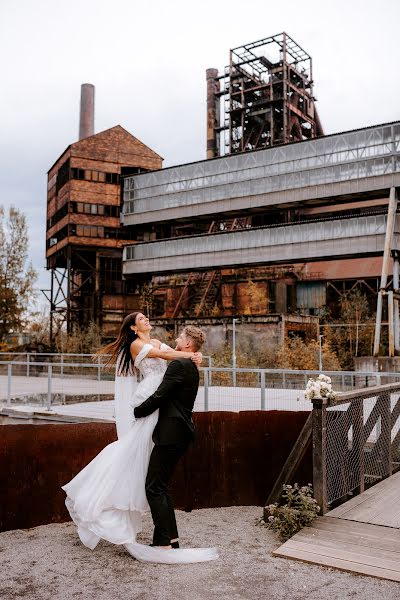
[207,32,324,158]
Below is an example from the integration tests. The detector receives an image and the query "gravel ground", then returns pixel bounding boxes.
[0,506,398,600]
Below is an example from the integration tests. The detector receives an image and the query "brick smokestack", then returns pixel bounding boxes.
[79,83,95,140]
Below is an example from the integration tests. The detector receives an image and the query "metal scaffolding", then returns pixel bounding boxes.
[207,32,324,157]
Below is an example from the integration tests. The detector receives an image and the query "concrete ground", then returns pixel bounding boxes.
[0,506,398,600]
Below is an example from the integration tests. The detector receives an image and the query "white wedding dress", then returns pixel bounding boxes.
[62,343,218,564]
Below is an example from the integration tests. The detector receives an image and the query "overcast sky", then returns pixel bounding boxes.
[1,0,399,303]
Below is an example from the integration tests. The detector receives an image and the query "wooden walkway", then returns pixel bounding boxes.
[274,471,400,582]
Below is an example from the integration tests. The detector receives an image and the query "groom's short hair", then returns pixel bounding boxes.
[183,325,206,351]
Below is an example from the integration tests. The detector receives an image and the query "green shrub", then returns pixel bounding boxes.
[258,483,320,541]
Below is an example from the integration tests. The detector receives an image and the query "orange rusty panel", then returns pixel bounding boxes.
[102,295,126,310]
[302,257,384,280]
[221,268,235,276]
[165,286,181,317]
[0,412,311,531]
[101,295,140,313]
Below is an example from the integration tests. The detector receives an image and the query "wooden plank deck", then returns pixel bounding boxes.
[327,471,400,528]
[273,472,400,582]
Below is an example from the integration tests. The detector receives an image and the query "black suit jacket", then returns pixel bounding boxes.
[133,358,199,446]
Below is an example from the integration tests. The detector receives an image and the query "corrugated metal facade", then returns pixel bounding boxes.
[296,282,326,312]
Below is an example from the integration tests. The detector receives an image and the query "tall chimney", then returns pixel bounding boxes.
[206,69,220,158]
[79,83,95,140]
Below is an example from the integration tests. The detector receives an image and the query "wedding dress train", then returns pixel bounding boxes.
[62,343,218,564]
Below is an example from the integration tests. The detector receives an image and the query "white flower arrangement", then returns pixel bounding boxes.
[304,373,336,401]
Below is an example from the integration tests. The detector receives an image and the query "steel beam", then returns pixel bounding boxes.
[373,187,398,356]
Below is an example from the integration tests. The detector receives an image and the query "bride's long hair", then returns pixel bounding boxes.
[95,312,140,375]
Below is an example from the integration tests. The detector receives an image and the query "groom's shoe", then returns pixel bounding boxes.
[171,541,180,549]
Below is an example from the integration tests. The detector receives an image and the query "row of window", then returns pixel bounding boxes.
[71,202,120,217]
[47,224,135,247]
[55,158,121,193]
[71,168,120,184]
[70,225,122,239]
[47,202,120,230]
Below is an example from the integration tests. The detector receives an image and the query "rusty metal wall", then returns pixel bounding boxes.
[0,411,311,532]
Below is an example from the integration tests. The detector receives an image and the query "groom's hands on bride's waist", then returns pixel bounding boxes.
[134,360,185,419]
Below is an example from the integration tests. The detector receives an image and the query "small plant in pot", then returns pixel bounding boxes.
[259,483,320,541]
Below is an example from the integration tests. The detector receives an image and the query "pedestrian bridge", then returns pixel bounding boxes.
[274,382,400,582]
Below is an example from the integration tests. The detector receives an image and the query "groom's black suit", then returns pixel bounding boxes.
[133,358,199,546]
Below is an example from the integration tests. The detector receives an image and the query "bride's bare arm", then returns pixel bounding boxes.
[150,338,202,366]
[130,339,195,361]
[150,338,162,349]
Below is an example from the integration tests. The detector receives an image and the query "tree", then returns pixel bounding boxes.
[324,288,375,369]
[140,282,154,317]
[54,322,103,354]
[275,336,341,371]
[0,206,37,341]
[243,279,269,314]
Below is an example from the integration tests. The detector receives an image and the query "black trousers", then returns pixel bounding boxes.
[145,442,188,546]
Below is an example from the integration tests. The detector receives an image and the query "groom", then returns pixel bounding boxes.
[133,325,206,549]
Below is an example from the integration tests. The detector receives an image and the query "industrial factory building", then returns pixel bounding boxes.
[45,34,400,343]
[122,121,400,319]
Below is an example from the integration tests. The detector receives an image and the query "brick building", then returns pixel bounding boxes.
[45,125,162,337]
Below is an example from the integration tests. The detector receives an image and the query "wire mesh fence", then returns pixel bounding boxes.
[313,384,400,512]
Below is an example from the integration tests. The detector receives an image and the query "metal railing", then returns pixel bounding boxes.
[312,383,400,514]
[0,353,213,377]
[2,360,400,414]
[0,361,113,411]
[0,353,104,378]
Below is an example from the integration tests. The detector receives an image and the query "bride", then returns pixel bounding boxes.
[62,312,218,564]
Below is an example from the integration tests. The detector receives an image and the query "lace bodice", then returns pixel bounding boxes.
[134,343,169,379]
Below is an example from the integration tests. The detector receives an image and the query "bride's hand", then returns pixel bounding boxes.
[191,352,203,366]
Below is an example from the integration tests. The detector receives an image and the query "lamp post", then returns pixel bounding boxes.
[318,334,324,372]
[232,318,240,386]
